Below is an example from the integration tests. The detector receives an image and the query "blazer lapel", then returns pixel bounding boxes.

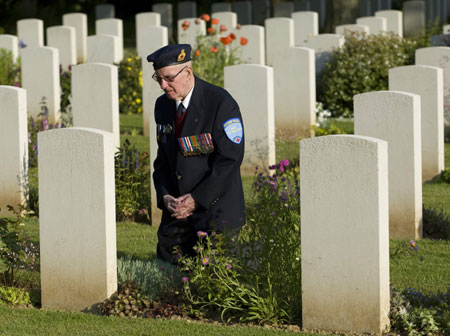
[180,77,204,137]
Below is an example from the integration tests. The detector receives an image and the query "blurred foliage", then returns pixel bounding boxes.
[0,49,20,86]
[118,54,143,115]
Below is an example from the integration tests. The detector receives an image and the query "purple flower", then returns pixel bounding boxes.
[410,240,418,251]
[268,164,277,170]
[138,208,147,215]
[280,191,288,202]
[42,119,49,130]
[197,231,208,237]
[201,257,209,265]
[226,264,232,270]
[19,39,27,48]
[182,276,189,283]
[279,159,290,173]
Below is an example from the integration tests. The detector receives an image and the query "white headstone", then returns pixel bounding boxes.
[153,3,173,37]
[300,135,390,334]
[389,65,444,181]
[233,1,252,25]
[21,47,60,124]
[46,26,76,70]
[95,4,115,19]
[17,18,44,48]
[415,47,450,142]
[72,63,120,149]
[403,0,426,37]
[233,25,265,64]
[375,10,403,36]
[298,34,345,74]
[444,24,450,34]
[63,13,88,64]
[354,91,422,239]
[212,3,232,13]
[178,1,197,19]
[265,17,294,66]
[274,1,295,17]
[0,86,28,217]
[212,11,238,30]
[356,16,387,34]
[177,18,206,48]
[139,26,168,63]
[136,12,162,57]
[273,46,315,138]
[39,127,117,311]
[224,64,275,174]
[0,34,19,62]
[96,18,123,61]
[335,24,370,35]
[291,11,318,46]
[87,34,121,64]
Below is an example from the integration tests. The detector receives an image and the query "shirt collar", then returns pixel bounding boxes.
[176,85,194,110]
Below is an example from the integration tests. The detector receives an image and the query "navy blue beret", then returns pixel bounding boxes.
[146,44,192,70]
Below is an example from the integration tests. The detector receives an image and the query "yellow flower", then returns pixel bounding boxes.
[136,98,141,104]
[127,58,132,62]
[127,67,132,71]
[119,98,123,102]
[138,107,142,113]
[139,79,143,88]
[133,91,137,96]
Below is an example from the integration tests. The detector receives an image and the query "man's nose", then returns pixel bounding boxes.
[159,79,168,89]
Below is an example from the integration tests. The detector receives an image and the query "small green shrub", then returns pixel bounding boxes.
[442,167,450,184]
[118,55,143,115]
[318,31,417,118]
[115,139,151,222]
[0,286,31,306]
[117,256,182,302]
[423,207,450,240]
[59,66,72,126]
[0,48,20,86]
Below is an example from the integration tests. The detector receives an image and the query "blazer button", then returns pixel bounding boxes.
[177,173,182,180]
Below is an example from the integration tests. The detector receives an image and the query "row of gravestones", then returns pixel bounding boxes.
[0,69,440,333]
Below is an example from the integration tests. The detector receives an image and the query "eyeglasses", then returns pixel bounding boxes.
[152,66,188,83]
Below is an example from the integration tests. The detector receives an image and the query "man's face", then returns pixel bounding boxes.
[154,64,192,101]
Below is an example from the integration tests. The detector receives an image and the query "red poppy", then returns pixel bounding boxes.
[200,13,210,22]
[182,20,190,31]
[207,27,215,34]
[195,49,200,57]
[210,46,219,53]
[220,36,232,45]
[240,37,248,46]
[229,33,236,40]
[220,24,227,32]
[211,18,220,25]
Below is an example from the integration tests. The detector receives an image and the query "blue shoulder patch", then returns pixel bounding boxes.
[223,118,243,144]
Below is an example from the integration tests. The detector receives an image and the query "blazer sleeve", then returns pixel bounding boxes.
[190,95,244,209]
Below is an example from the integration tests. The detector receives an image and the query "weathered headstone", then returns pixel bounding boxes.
[389,65,444,181]
[233,1,252,25]
[224,64,275,174]
[273,46,315,138]
[177,18,206,48]
[39,127,117,311]
[212,11,238,30]
[96,18,123,61]
[0,34,19,62]
[17,18,44,47]
[298,34,345,74]
[139,26,168,63]
[95,4,115,19]
[292,11,318,46]
[0,86,28,217]
[335,24,370,35]
[265,17,294,66]
[178,1,197,20]
[87,34,120,64]
[46,26,76,70]
[212,3,232,13]
[142,59,163,225]
[300,134,390,334]
[354,91,422,239]
[356,16,387,34]
[274,1,295,17]
[233,24,265,64]
[63,13,88,64]
[375,10,403,36]
[416,46,450,141]
[252,0,271,25]
[21,47,60,124]
[403,0,426,37]
[153,3,173,37]
[71,63,120,149]
[136,12,161,57]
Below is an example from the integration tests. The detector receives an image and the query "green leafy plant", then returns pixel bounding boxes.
[115,139,151,222]
[59,66,72,127]
[0,48,20,86]
[318,31,417,118]
[0,286,31,306]
[442,167,450,184]
[182,14,248,88]
[118,55,143,115]
[423,207,450,240]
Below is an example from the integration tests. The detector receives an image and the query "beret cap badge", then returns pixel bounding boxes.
[177,49,186,62]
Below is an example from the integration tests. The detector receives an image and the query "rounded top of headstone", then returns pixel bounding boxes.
[146,44,191,70]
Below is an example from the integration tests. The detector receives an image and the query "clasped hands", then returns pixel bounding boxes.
[163,194,197,219]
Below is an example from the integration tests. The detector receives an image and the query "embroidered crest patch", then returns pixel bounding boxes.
[223,118,243,144]
[177,49,186,62]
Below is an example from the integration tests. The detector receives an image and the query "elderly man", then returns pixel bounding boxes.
[147,44,245,263]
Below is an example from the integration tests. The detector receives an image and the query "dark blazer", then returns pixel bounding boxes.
[153,76,246,242]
